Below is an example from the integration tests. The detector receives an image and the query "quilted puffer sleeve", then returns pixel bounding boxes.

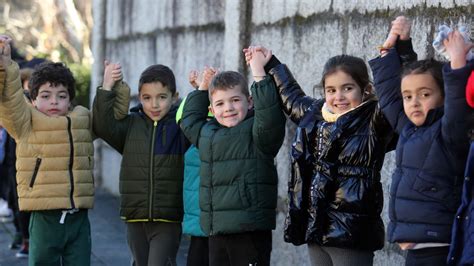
[0,61,32,139]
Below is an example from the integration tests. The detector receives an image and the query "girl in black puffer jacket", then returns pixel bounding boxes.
[244,46,405,265]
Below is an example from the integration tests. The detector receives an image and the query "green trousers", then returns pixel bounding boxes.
[29,209,91,266]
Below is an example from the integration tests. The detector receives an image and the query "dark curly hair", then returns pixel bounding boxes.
[29,62,76,101]
[401,59,444,97]
[138,64,176,94]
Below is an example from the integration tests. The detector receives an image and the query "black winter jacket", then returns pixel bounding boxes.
[267,62,395,251]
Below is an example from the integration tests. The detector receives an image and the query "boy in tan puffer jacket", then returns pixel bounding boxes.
[0,35,129,266]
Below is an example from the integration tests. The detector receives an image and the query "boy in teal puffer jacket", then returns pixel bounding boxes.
[176,70,210,266]
[180,55,286,265]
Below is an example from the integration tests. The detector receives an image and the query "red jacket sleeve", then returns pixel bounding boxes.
[467,70,474,108]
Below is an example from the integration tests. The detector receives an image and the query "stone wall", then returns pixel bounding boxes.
[91,1,472,265]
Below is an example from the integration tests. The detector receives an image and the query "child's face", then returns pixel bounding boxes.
[139,82,176,121]
[401,73,444,127]
[32,83,71,117]
[209,87,253,128]
[324,70,363,114]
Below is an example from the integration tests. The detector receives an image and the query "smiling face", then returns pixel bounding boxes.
[401,73,444,126]
[139,81,176,121]
[209,86,253,128]
[32,82,71,117]
[323,70,363,114]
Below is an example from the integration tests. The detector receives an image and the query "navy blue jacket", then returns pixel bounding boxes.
[448,132,474,265]
[369,50,472,244]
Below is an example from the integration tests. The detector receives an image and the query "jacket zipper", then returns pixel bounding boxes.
[66,117,76,209]
[209,131,216,235]
[149,121,158,221]
[29,158,42,188]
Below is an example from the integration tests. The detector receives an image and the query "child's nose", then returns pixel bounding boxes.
[335,90,345,100]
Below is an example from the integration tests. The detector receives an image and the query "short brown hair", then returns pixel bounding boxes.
[138,64,176,94]
[209,71,249,100]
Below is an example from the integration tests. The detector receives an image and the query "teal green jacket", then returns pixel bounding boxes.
[93,87,188,222]
[180,77,286,235]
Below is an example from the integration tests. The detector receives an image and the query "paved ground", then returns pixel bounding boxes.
[0,188,189,266]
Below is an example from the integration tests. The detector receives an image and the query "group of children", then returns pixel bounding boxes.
[0,15,472,266]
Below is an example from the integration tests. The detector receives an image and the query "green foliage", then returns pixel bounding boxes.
[69,63,91,108]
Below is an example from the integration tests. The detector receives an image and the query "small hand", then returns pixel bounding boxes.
[382,16,411,49]
[243,45,270,66]
[199,66,217,91]
[444,30,474,69]
[0,35,13,68]
[246,46,272,81]
[102,60,123,91]
[188,70,201,89]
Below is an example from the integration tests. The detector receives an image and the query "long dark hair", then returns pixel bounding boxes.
[320,55,372,96]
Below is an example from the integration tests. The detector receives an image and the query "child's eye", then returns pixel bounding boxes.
[421,92,431,98]
[233,98,240,103]
[59,95,67,99]
[215,102,223,107]
[160,95,168,100]
[343,86,353,91]
[325,88,335,94]
[402,95,411,100]
[41,95,49,99]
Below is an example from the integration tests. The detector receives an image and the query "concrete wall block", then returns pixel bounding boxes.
[251,20,344,96]
[104,38,158,93]
[328,1,459,13]
[154,30,225,97]
[252,0,330,25]
[105,0,224,38]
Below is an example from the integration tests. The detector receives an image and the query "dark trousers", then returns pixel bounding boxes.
[126,222,181,266]
[405,246,450,266]
[29,209,91,266]
[208,230,272,266]
[187,236,209,266]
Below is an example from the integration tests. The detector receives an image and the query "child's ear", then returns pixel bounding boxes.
[247,96,253,109]
[208,105,215,116]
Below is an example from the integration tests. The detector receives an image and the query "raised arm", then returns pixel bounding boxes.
[247,48,286,155]
[243,46,317,124]
[370,17,417,133]
[441,30,474,145]
[92,61,131,153]
[180,67,216,147]
[0,36,31,140]
[381,16,417,65]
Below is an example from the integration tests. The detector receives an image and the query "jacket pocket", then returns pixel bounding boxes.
[412,172,459,211]
[238,178,250,209]
[29,158,42,188]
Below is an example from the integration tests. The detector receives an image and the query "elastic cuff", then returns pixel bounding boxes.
[396,38,414,55]
[264,55,282,73]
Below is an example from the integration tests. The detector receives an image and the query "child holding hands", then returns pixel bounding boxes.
[0,35,129,266]
[369,17,473,265]
[180,55,286,265]
[93,63,188,266]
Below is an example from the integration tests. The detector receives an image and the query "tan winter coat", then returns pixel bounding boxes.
[0,61,129,211]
